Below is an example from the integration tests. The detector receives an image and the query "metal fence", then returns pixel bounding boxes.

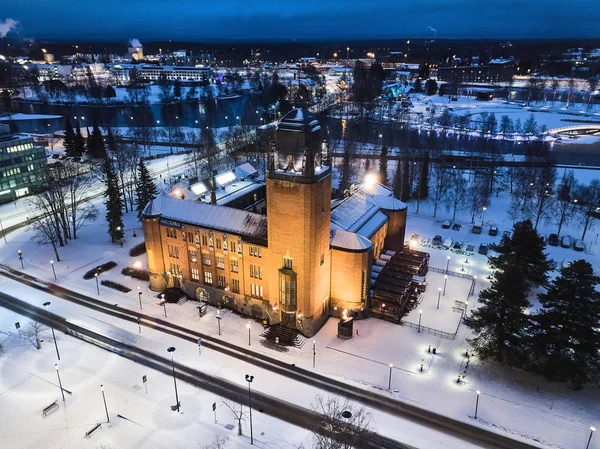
[429,266,474,280]
[400,320,457,339]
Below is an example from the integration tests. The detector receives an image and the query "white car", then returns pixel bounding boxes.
[443,237,454,249]
[574,239,585,252]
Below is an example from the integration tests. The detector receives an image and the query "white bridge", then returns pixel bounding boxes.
[546,124,600,136]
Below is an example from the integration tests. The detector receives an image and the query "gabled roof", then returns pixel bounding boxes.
[142,195,267,240]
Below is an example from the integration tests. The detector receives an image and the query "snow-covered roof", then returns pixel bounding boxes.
[188,163,262,204]
[277,108,321,135]
[330,229,373,252]
[142,195,267,240]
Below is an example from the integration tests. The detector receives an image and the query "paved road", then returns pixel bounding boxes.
[0,265,543,449]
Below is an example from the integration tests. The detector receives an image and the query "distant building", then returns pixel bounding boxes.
[438,59,516,84]
[0,125,47,202]
[110,64,136,85]
[141,109,428,337]
[70,63,112,85]
[138,65,211,81]
[128,47,144,61]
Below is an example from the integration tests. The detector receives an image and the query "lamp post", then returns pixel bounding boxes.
[388,363,393,389]
[418,310,422,333]
[50,260,57,280]
[246,320,251,346]
[245,374,254,445]
[100,384,110,422]
[42,301,60,361]
[312,340,316,368]
[137,286,142,310]
[586,427,596,449]
[446,255,450,273]
[161,294,167,317]
[437,287,442,309]
[216,310,222,335]
[18,249,24,269]
[94,272,100,295]
[474,390,481,419]
[167,347,180,412]
[470,275,477,296]
[482,207,487,225]
[443,275,448,296]
[55,363,65,401]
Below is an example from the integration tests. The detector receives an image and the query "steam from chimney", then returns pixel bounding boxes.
[129,38,142,48]
[0,18,19,38]
[426,26,437,39]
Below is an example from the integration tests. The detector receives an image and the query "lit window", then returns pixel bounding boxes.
[204,271,213,285]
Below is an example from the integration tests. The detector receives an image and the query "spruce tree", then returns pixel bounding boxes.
[64,118,77,157]
[135,159,158,218]
[74,125,86,156]
[379,145,389,186]
[465,263,531,363]
[533,260,600,387]
[392,165,402,199]
[87,117,106,159]
[401,160,410,202]
[416,152,430,200]
[103,157,124,243]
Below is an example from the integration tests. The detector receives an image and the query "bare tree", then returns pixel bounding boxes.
[574,179,600,241]
[467,171,491,224]
[429,164,447,218]
[444,170,468,221]
[527,165,557,230]
[552,170,577,237]
[222,400,248,436]
[311,395,371,449]
[26,321,47,350]
[566,78,577,108]
[202,436,229,449]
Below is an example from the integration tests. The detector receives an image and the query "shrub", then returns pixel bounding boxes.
[121,267,150,281]
[129,242,146,257]
[100,280,131,293]
[83,261,117,280]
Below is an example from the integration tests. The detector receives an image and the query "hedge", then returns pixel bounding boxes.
[121,267,150,281]
[129,243,146,257]
[100,280,131,293]
[83,261,117,280]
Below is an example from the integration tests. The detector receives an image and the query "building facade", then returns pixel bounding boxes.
[142,109,415,337]
[0,125,47,202]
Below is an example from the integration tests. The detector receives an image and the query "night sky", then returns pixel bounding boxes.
[3,0,600,41]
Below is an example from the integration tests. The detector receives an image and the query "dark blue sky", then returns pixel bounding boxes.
[3,0,600,41]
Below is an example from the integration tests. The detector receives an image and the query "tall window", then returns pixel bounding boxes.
[191,268,200,281]
[251,283,263,298]
[279,271,297,312]
[250,264,262,279]
[231,278,240,293]
[168,245,180,259]
[216,239,222,250]
[201,234,208,246]
[249,246,262,258]
[216,256,225,270]
[166,227,177,238]
[204,271,213,285]
[169,263,181,275]
[217,275,226,289]
[230,259,239,273]
[202,253,211,266]
[283,256,293,270]
[230,241,237,253]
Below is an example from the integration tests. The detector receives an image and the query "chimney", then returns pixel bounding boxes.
[3,36,7,54]
[210,169,218,205]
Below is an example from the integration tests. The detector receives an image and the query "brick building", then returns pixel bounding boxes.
[142,109,426,337]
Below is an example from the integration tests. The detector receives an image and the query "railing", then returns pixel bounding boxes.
[428,266,474,280]
[400,320,458,340]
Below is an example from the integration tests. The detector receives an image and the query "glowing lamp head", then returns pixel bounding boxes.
[364,173,377,186]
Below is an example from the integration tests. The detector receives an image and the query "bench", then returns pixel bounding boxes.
[85,423,102,438]
[42,401,59,417]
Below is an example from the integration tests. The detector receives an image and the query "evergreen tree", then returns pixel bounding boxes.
[425,79,438,96]
[135,158,158,218]
[87,117,106,159]
[416,152,430,200]
[63,118,77,157]
[379,146,388,186]
[413,78,423,93]
[489,219,551,289]
[106,126,118,154]
[103,157,124,243]
[392,164,402,198]
[401,160,411,202]
[173,80,181,98]
[73,125,86,156]
[533,260,600,387]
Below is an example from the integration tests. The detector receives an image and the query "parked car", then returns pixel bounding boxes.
[472,225,482,234]
[453,241,463,249]
[489,225,498,236]
[452,223,462,231]
[574,239,585,252]
[560,235,572,248]
[432,235,443,246]
[442,219,452,229]
[443,237,454,249]
[548,233,559,246]
[502,230,512,239]
[478,243,489,255]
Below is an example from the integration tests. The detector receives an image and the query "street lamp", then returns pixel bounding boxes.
[246,320,251,346]
[474,390,481,419]
[470,275,477,296]
[167,347,180,412]
[446,255,451,273]
[482,207,487,225]
[100,384,110,422]
[137,286,142,309]
[17,249,24,269]
[42,301,60,361]
[437,287,442,309]
[312,340,316,368]
[245,375,255,444]
[50,260,57,280]
[443,275,448,296]
[216,310,222,335]
[418,310,422,332]
[388,363,394,389]
[55,363,65,401]
[161,294,167,317]
[94,272,100,295]
[586,427,596,449]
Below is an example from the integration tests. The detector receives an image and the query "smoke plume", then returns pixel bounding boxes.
[426,26,437,35]
[0,18,19,38]
[129,38,142,48]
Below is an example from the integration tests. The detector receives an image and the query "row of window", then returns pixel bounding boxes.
[2,142,34,154]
